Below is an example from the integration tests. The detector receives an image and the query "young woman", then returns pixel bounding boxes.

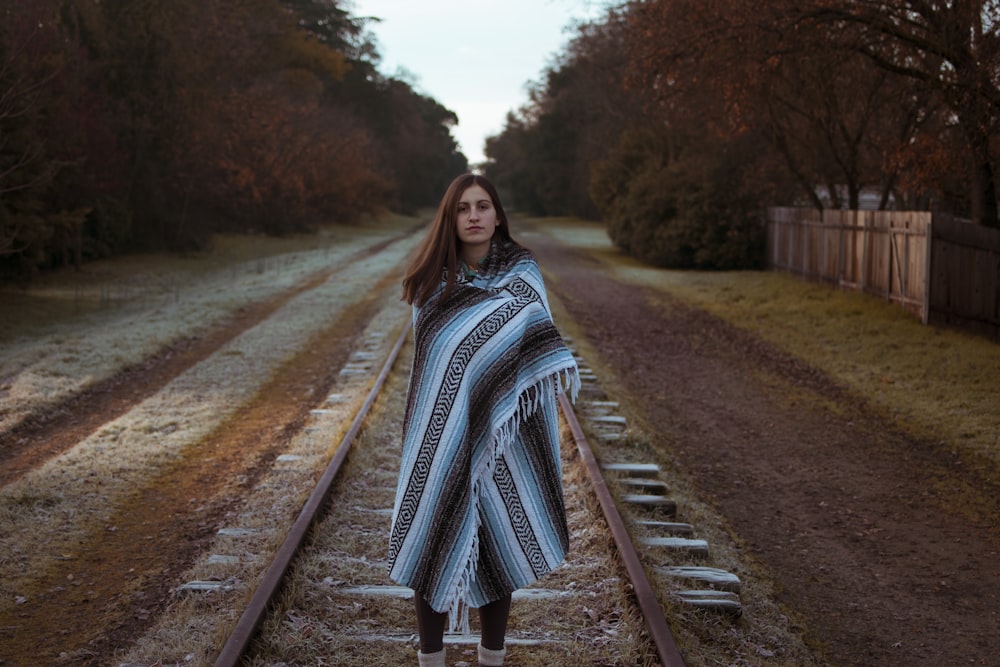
[388,174,579,666]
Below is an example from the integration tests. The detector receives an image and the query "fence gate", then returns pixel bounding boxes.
[766,208,931,321]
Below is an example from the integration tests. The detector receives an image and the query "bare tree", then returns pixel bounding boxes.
[804,0,1000,225]
[0,5,62,256]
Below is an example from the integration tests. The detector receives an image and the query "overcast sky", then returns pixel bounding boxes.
[349,0,609,165]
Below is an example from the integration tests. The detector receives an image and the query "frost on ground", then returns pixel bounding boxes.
[0,227,421,620]
[0,224,411,435]
[114,293,412,667]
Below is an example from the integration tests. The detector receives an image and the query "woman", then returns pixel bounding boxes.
[388,174,579,667]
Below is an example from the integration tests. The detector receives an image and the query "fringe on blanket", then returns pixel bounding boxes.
[444,366,580,635]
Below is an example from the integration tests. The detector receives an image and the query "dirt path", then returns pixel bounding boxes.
[0,233,408,487]
[531,233,1000,667]
[0,231,415,667]
[0,286,396,667]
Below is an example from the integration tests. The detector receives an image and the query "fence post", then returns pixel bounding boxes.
[886,217,894,302]
[923,217,933,324]
[821,214,828,281]
[860,211,869,293]
[901,220,910,305]
[791,212,799,273]
[771,209,781,268]
[838,211,846,284]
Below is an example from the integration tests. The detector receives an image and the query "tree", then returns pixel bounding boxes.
[620,0,938,211]
[375,80,465,212]
[0,0,127,276]
[0,2,65,259]
[762,47,936,210]
[591,127,768,269]
[803,0,1000,225]
[0,0,470,280]
[484,3,771,268]
[485,12,636,217]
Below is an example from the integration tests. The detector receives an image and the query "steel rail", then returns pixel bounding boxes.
[213,318,411,667]
[558,392,687,667]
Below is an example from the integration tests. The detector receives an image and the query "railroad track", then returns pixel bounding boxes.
[1,224,747,665]
[160,320,747,666]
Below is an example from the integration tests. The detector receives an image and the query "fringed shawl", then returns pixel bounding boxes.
[388,241,579,632]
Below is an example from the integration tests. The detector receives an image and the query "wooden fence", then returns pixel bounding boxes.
[927,215,1000,338]
[766,207,1000,339]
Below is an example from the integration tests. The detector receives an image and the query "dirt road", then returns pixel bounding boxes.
[530,230,1000,666]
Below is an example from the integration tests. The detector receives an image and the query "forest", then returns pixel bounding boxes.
[485,0,1000,269]
[3,1,999,279]
[0,0,466,279]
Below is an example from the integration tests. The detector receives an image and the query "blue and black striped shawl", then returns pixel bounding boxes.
[388,241,579,632]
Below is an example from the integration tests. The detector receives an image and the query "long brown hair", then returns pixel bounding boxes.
[402,173,517,306]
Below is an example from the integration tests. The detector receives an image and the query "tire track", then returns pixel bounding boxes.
[0,231,413,487]
[0,269,405,666]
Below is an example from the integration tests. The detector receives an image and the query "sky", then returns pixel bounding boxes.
[349,0,609,165]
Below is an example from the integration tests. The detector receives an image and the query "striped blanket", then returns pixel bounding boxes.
[388,241,579,632]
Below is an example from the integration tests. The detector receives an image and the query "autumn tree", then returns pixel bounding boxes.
[485,13,636,217]
[0,2,64,261]
[1,0,469,280]
[166,0,390,233]
[485,112,549,215]
[0,0,127,276]
[369,79,465,213]
[761,47,938,210]
[802,0,1000,225]
[620,0,940,210]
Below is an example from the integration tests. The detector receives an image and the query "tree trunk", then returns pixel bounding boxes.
[879,173,897,210]
[74,222,83,271]
[959,97,999,227]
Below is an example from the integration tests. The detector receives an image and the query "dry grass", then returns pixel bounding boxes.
[115,296,413,667]
[0,214,418,435]
[535,217,1000,473]
[0,221,422,623]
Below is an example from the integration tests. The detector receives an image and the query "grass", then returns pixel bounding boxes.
[1,216,404,341]
[0,217,422,623]
[0,213,419,434]
[533,217,1000,473]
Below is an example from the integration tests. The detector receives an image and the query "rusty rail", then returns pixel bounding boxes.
[558,392,687,667]
[213,318,411,667]
[213,318,683,666]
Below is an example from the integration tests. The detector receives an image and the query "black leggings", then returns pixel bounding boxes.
[415,593,512,653]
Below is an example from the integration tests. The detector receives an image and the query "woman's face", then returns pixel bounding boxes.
[455,184,499,261]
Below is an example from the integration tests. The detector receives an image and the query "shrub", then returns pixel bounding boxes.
[591,130,766,270]
[83,197,133,259]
